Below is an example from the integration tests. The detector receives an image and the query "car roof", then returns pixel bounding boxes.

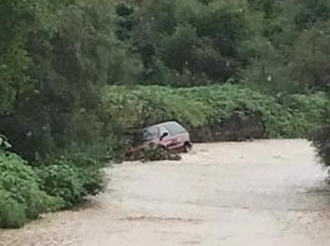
[154,121,180,127]
[142,121,183,129]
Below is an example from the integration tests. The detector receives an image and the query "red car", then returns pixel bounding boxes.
[126,121,192,157]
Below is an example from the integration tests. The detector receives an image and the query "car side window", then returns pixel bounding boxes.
[159,126,171,138]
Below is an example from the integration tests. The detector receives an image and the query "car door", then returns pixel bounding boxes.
[166,122,187,146]
[161,124,184,150]
[159,125,176,149]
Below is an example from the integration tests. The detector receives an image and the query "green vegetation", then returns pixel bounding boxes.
[128,143,182,162]
[1,0,330,228]
[36,155,105,209]
[310,107,330,167]
[102,85,327,142]
[0,150,61,228]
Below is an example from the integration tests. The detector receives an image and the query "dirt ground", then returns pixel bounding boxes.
[2,140,330,246]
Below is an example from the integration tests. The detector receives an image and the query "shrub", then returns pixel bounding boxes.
[128,143,182,162]
[101,85,210,130]
[36,155,105,209]
[36,164,84,209]
[310,104,330,167]
[0,151,61,228]
[101,84,327,146]
[279,92,328,135]
[176,84,323,139]
[0,189,27,228]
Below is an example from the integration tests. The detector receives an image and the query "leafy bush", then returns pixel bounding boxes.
[101,85,209,130]
[179,85,328,139]
[36,164,84,209]
[0,151,61,228]
[310,103,330,167]
[102,84,327,145]
[36,156,105,209]
[128,143,182,162]
[278,92,328,136]
[0,189,27,228]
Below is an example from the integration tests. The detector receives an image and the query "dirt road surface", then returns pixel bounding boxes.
[2,140,330,246]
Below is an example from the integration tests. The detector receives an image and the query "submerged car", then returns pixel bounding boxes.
[126,121,192,157]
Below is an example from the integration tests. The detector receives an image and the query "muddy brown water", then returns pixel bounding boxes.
[2,140,330,246]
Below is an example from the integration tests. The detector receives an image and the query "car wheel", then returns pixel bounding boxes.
[183,142,192,153]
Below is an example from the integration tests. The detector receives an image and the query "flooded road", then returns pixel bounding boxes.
[2,140,330,246]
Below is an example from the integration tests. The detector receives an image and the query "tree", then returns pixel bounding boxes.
[0,0,117,160]
[0,0,43,113]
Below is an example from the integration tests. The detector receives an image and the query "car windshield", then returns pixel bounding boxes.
[141,126,158,141]
[130,126,158,146]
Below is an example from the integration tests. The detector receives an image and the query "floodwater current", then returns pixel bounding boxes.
[1,140,330,246]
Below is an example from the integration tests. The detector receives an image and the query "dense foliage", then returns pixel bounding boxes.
[0,151,61,228]
[1,0,330,227]
[102,85,327,143]
[36,161,104,209]
[310,107,330,167]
